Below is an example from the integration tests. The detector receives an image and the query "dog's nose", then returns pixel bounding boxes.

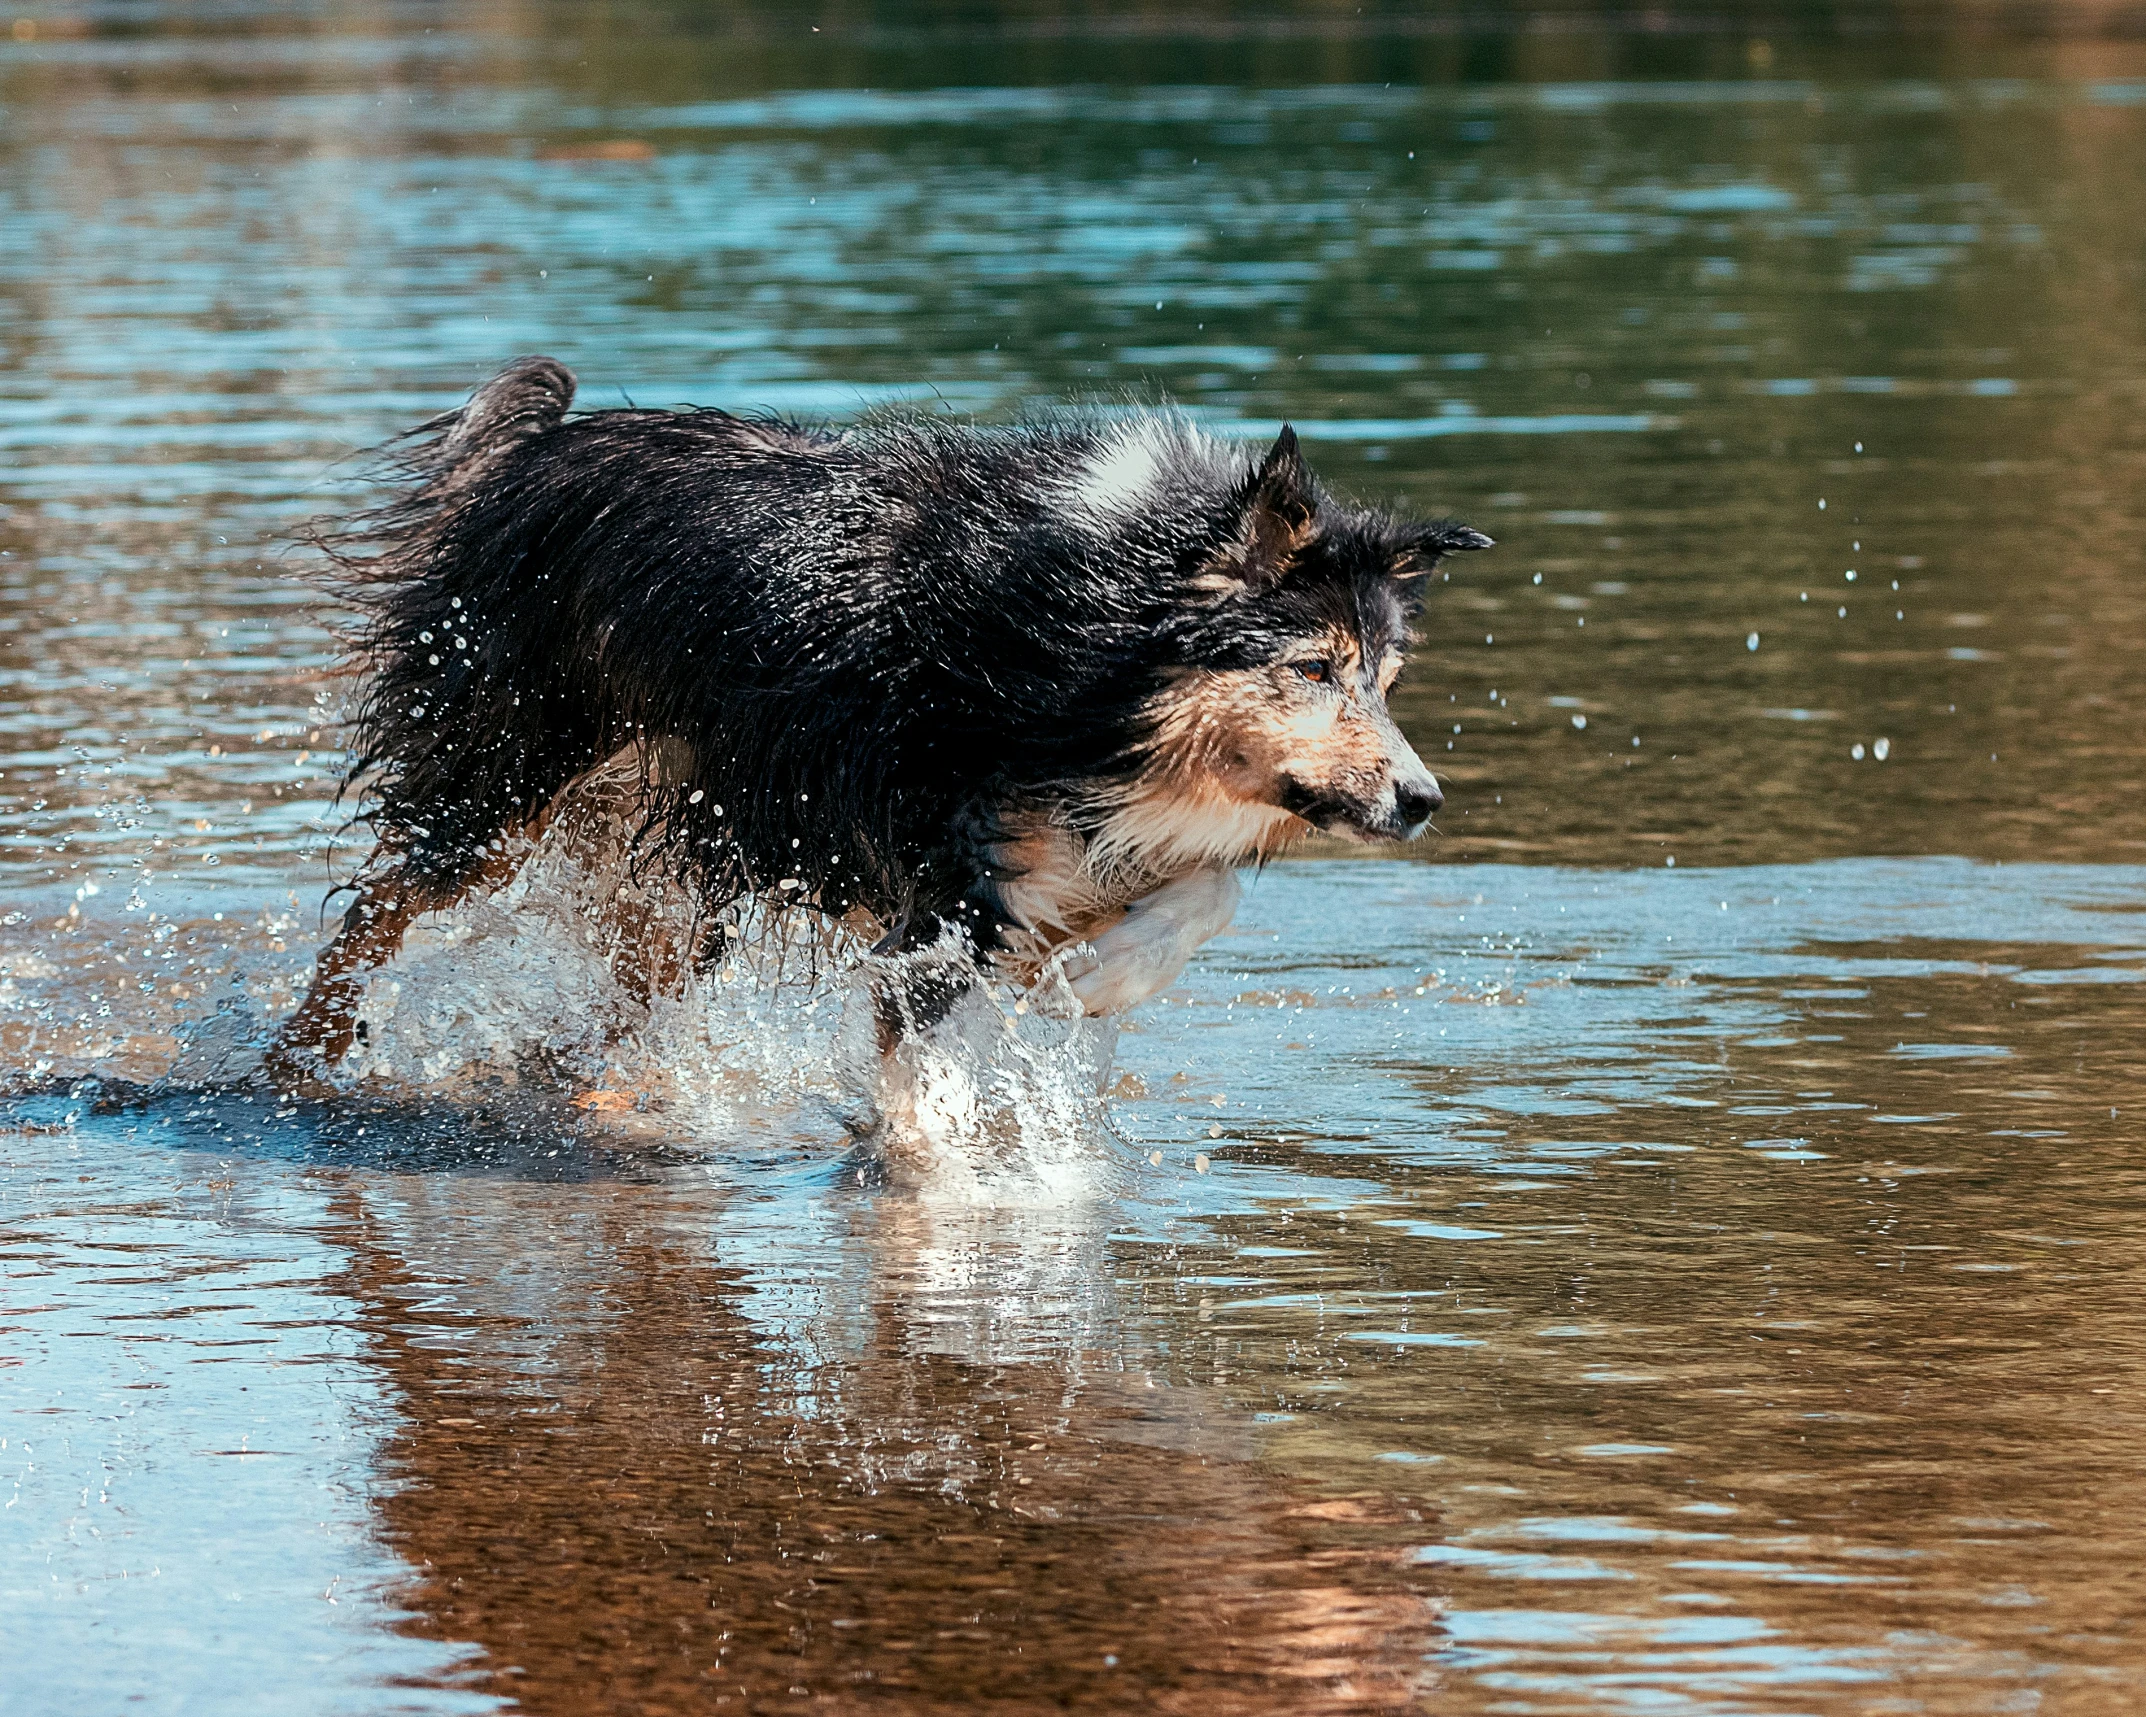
[1394,779,1443,829]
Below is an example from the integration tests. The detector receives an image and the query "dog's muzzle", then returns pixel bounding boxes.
[1281,774,1443,842]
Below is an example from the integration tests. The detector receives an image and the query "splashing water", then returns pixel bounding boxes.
[854,944,1124,1205]
[259,801,1126,1202]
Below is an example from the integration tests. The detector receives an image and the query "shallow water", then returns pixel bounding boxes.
[5,4,2146,1713]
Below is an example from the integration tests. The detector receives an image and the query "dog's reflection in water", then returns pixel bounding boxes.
[345,1177,1444,1712]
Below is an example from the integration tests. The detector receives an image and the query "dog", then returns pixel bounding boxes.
[265,357,1489,1086]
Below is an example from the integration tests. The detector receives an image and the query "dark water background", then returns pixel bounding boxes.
[4,4,2146,1713]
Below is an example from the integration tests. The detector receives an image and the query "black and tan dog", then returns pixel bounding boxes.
[268,357,1487,1079]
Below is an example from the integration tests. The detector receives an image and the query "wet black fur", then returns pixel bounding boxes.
[325,357,1488,952]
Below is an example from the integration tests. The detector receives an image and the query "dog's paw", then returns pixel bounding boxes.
[1066,867,1240,1016]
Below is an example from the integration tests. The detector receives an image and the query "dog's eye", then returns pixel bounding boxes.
[1293,659,1332,684]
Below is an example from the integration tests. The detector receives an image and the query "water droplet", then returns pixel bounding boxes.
[1746,631,1760,651]
[1571,714,1587,729]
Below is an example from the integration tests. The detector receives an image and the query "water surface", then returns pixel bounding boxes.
[4,5,2145,1712]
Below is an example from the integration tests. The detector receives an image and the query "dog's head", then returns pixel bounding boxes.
[1111,426,1489,868]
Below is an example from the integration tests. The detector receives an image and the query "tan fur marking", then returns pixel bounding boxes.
[993,624,1416,976]
[1187,484,1322,596]
[1081,627,1416,872]
[993,816,1129,973]
[991,816,1244,1014]
[996,633,1381,948]
[1085,666,1323,884]
[1188,514,1317,596]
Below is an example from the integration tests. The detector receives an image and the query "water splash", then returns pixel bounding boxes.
[855,939,1124,1205]
[278,808,1125,1201]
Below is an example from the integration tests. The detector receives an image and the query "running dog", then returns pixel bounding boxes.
[267,357,1488,1081]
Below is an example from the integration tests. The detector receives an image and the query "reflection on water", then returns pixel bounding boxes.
[5,3,2146,1712]
[11,861,2145,1711]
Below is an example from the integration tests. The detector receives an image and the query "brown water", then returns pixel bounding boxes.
[4,5,2146,1713]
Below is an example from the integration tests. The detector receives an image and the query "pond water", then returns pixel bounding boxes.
[4,4,2145,1712]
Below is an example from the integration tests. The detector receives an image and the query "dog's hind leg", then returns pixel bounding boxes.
[263,834,540,1087]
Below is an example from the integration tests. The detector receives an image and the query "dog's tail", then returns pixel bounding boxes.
[316,356,578,573]
[429,355,577,484]
[315,358,592,889]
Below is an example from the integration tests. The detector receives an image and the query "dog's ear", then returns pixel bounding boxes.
[1391,519,1494,581]
[1196,426,1319,596]
[1249,425,1315,549]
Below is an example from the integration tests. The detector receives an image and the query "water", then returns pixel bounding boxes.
[5,4,2146,1711]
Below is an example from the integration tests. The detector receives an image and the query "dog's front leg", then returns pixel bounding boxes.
[1062,866,1240,1017]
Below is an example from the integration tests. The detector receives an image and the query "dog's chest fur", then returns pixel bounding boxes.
[989,801,1299,978]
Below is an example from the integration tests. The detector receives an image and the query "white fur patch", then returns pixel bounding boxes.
[1065,425,1165,522]
[1060,416,1231,528]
